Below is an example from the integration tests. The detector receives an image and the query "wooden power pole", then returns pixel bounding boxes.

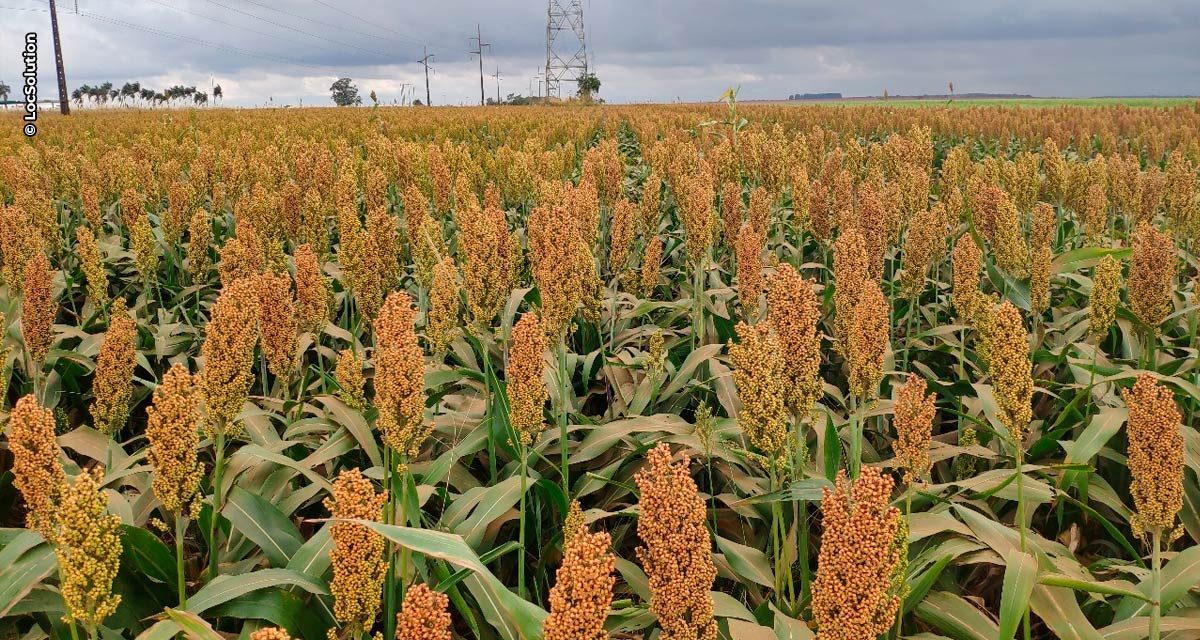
[469,24,489,106]
[48,0,70,114]
[417,46,433,106]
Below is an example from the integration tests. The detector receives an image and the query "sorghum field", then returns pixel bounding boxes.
[1,99,1200,640]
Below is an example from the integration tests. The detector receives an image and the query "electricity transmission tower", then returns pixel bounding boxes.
[544,0,587,99]
[469,24,489,107]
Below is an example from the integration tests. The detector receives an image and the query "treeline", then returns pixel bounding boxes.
[70,81,223,108]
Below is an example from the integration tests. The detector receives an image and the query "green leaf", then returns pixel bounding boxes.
[998,550,1037,639]
[120,525,176,585]
[915,590,998,640]
[1029,582,1102,640]
[184,568,329,615]
[224,486,305,567]
[0,540,56,617]
[1051,246,1131,275]
[715,536,774,588]
[1115,543,1200,621]
[209,587,331,640]
[363,522,547,640]
[163,608,225,640]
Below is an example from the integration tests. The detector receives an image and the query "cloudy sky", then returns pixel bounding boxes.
[2,0,1198,107]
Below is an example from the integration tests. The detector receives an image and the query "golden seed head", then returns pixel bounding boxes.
[1129,222,1176,331]
[374,292,428,460]
[457,196,513,328]
[563,500,586,547]
[640,235,663,298]
[894,374,936,483]
[1042,138,1067,203]
[249,628,292,640]
[812,467,901,640]
[847,280,889,403]
[1135,168,1166,225]
[677,170,716,266]
[188,209,213,283]
[294,243,333,335]
[735,223,766,321]
[130,213,159,282]
[0,206,41,294]
[396,583,452,640]
[427,257,461,357]
[365,206,402,293]
[956,427,979,479]
[56,467,123,629]
[75,226,109,308]
[507,313,549,446]
[218,223,265,287]
[528,202,596,340]
[1030,202,1056,250]
[808,179,832,243]
[983,301,1032,443]
[768,264,822,418]
[146,364,205,516]
[729,322,789,460]
[8,394,65,539]
[1029,246,1053,316]
[993,190,1029,277]
[21,250,56,365]
[951,235,983,320]
[901,205,941,297]
[833,228,868,352]
[1088,255,1123,342]
[324,468,387,636]
[1082,183,1109,246]
[335,349,367,412]
[542,526,615,640]
[645,329,666,381]
[634,443,717,640]
[1122,374,1183,539]
[255,271,299,380]
[92,297,137,436]
[201,277,260,437]
[608,198,636,277]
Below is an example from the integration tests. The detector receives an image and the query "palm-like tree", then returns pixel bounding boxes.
[98,81,113,107]
[0,80,11,108]
[193,91,208,107]
[213,84,223,106]
[139,87,156,106]
[71,87,84,107]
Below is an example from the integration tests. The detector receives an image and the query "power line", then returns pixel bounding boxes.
[6,3,329,70]
[145,0,328,52]
[197,0,397,60]
[308,0,448,50]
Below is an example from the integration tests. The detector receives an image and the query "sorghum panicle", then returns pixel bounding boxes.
[200,277,259,436]
[985,301,1033,443]
[396,583,452,640]
[735,223,766,321]
[146,364,204,516]
[255,271,299,380]
[634,443,717,640]
[542,526,615,640]
[1089,255,1122,342]
[324,468,388,639]
[55,468,123,630]
[833,228,868,352]
[640,235,663,298]
[1129,222,1176,331]
[91,297,137,436]
[374,292,428,461]
[812,467,901,640]
[187,209,213,283]
[426,257,461,357]
[894,374,936,483]
[1123,374,1184,540]
[767,264,822,419]
[847,280,889,403]
[507,313,549,446]
[335,349,367,411]
[21,250,55,365]
[75,226,109,308]
[294,243,333,335]
[8,394,65,539]
[729,322,789,460]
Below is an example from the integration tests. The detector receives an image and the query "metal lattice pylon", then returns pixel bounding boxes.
[545,0,587,98]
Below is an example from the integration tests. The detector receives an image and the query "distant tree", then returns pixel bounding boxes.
[71,87,83,107]
[412,98,423,106]
[98,81,113,107]
[330,77,362,106]
[883,88,889,101]
[577,73,601,102]
[153,92,167,107]
[120,82,137,106]
[0,80,10,108]
[213,84,223,105]
[139,87,156,105]
[194,91,208,107]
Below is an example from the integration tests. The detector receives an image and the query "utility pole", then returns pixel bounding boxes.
[417,46,433,106]
[492,67,502,105]
[48,0,70,114]
[468,24,489,106]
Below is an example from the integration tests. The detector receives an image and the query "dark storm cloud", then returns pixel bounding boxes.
[1,0,1197,107]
